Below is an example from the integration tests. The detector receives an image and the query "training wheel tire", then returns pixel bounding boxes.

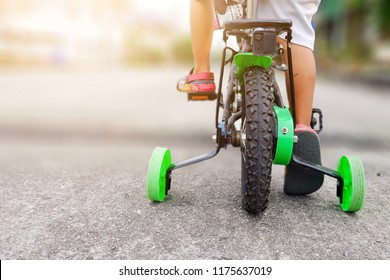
[337,155,366,212]
[146,147,172,202]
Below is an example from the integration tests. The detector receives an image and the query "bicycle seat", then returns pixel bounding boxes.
[223,18,292,34]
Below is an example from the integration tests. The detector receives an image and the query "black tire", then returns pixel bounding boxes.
[241,67,275,214]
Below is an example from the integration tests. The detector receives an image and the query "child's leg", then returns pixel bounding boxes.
[190,0,214,74]
[279,40,323,195]
[177,0,216,97]
[283,41,317,127]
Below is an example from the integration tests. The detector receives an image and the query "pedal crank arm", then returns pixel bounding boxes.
[292,154,344,202]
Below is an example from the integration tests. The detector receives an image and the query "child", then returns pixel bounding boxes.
[178,0,323,194]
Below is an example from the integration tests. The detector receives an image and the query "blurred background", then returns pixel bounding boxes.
[0,0,191,68]
[0,0,389,143]
[315,0,390,83]
[1,0,389,71]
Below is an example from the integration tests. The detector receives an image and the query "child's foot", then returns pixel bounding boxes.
[177,70,217,101]
[284,124,324,195]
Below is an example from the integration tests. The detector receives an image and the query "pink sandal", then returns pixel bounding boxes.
[177,70,217,101]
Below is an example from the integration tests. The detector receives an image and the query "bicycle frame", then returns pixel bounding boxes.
[215,18,296,147]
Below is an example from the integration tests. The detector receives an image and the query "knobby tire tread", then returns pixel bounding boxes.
[241,67,275,214]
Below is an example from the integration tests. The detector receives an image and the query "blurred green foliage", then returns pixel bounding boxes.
[375,0,390,38]
[316,0,390,72]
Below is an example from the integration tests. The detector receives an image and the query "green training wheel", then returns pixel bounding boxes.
[337,155,366,212]
[146,147,172,202]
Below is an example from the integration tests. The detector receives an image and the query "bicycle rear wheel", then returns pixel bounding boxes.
[241,67,275,214]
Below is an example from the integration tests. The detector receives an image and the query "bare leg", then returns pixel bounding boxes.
[282,42,324,195]
[279,40,317,127]
[190,0,214,74]
[289,43,317,127]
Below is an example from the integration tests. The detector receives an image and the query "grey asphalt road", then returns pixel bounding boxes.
[0,67,389,260]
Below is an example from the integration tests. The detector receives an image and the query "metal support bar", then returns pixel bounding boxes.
[292,154,344,203]
[286,30,296,126]
[216,46,237,130]
[227,111,242,131]
[216,45,228,129]
[168,146,221,172]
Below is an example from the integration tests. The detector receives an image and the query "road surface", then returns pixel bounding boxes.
[0,67,389,259]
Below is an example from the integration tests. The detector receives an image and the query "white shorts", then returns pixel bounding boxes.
[256,0,321,50]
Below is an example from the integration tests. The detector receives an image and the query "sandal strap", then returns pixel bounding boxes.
[187,72,214,82]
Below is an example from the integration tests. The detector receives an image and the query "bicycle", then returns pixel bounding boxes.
[146,0,366,214]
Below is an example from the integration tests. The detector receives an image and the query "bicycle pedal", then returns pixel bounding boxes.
[187,92,217,101]
[311,108,323,134]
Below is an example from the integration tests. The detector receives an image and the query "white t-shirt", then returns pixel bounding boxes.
[256,0,321,50]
